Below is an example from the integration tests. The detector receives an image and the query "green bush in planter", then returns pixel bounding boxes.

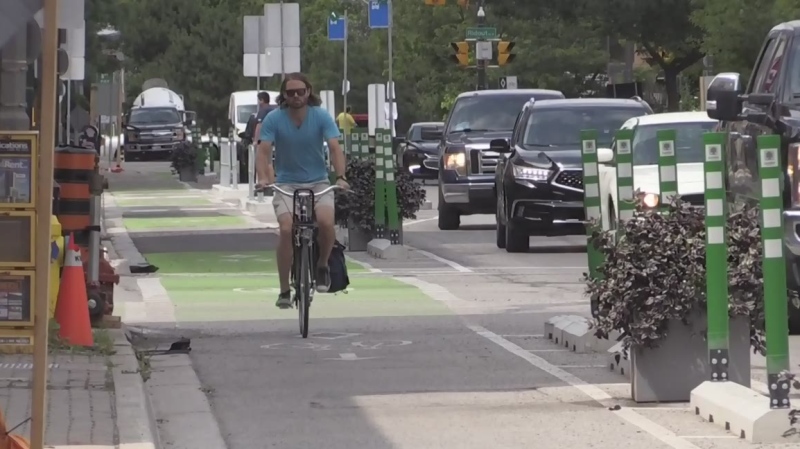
[170,141,198,172]
[586,196,799,355]
[334,159,426,233]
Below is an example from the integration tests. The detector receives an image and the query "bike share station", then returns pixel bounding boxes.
[543,127,794,442]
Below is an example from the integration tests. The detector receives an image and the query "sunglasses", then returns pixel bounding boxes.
[284,88,307,97]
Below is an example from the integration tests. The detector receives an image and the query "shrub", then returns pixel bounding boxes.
[586,197,798,355]
[335,159,426,232]
[170,141,197,171]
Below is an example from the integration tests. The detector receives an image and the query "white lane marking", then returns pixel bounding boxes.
[393,277,462,301]
[556,364,608,369]
[501,334,545,338]
[345,255,382,273]
[679,436,738,439]
[468,324,702,449]
[406,246,472,272]
[403,216,439,226]
[325,353,379,361]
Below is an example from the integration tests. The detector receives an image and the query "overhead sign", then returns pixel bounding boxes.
[500,76,518,89]
[368,1,389,29]
[466,27,496,40]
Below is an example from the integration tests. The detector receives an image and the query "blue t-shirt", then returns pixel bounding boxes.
[259,106,340,184]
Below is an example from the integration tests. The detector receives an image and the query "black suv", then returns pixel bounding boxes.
[398,122,444,180]
[493,97,653,252]
[706,20,800,331]
[437,89,565,230]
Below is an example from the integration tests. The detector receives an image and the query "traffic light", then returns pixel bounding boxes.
[497,41,516,65]
[450,42,469,66]
[424,0,446,5]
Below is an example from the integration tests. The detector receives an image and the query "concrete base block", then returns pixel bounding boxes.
[211,184,248,200]
[690,381,791,443]
[244,199,272,215]
[367,239,408,259]
[544,315,570,341]
[607,341,631,377]
[545,315,579,346]
[421,201,433,210]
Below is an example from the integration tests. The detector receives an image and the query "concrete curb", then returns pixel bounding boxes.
[543,315,619,354]
[110,328,159,449]
[367,238,409,259]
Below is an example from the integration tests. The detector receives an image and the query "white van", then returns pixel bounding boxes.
[228,90,278,142]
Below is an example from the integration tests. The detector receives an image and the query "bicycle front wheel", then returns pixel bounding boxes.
[297,243,313,338]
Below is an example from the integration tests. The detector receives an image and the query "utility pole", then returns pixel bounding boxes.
[342,9,348,117]
[476,1,487,90]
[387,0,394,136]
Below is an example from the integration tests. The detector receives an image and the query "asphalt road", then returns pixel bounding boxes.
[109,163,800,449]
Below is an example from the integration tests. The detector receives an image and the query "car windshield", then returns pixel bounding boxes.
[447,94,555,133]
[632,122,718,165]
[128,107,182,125]
[237,104,258,123]
[523,107,645,148]
[409,124,443,141]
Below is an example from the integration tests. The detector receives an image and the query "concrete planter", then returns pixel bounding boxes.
[177,166,197,183]
[335,221,371,252]
[630,311,751,403]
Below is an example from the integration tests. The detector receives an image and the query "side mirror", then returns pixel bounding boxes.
[598,147,614,163]
[707,72,743,121]
[489,138,510,153]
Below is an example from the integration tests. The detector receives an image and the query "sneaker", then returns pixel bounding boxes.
[275,290,292,309]
[316,266,331,293]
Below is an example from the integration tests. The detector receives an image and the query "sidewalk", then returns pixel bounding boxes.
[0,330,157,448]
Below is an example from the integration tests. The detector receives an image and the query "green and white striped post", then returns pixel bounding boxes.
[757,134,791,408]
[360,129,370,162]
[581,129,603,282]
[657,129,677,208]
[614,129,634,225]
[349,129,359,161]
[191,123,205,174]
[374,128,387,239]
[383,132,401,244]
[703,132,730,381]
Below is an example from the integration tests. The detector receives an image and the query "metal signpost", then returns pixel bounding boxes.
[614,129,634,224]
[656,129,677,208]
[328,12,348,119]
[264,2,301,76]
[756,134,791,408]
[580,129,602,280]
[703,132,730,382]
[242,15,270,79]
[369,1,395,136]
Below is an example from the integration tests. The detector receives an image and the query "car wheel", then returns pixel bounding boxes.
[438,188,461,230]
[496,200,506,249]
[505,219,529,253]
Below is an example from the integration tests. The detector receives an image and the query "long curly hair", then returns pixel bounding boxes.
[276,72,322,108]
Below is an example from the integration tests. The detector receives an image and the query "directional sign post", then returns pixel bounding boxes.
[327,16,345,41]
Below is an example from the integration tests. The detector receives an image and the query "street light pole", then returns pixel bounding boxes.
[387,0,394,136]
[476,2,487,91]
[343,9,349,116]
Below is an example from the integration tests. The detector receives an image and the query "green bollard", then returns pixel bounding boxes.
[614,129,634,226]
[349,130,359,161]
[374,128,387,239]
[580,129,603,282]
[656,129,677,208]
[756,134,791,408]
[383,132,400,244]
[703,132,730,381]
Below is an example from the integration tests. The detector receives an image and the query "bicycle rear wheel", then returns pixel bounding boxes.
[297,243,313,338]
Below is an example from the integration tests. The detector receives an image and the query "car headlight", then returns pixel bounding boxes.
[637,192,659,208]
[513,165,549,182]
[444,152,466,176]
[126,132,137,142]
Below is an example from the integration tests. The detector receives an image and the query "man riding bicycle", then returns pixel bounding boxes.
[256,72,349,309]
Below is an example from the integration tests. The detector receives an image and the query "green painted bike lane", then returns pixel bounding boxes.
[143,250,450,323]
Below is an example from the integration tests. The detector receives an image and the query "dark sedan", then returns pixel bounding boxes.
[398,122,443,180]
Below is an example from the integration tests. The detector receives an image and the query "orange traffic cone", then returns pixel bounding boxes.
[54,235,94,347]
[0,409,30,449]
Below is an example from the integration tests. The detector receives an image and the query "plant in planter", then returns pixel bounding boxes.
[587,197,798,402]
[171,141,198,182]
[334,159,426,237]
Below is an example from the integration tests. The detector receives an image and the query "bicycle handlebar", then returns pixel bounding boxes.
[255,184,346,196]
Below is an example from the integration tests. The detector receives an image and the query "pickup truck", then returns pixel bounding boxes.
[436,89,565,230]
[706,20,800,332]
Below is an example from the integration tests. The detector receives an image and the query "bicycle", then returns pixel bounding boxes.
[257,183,344,338]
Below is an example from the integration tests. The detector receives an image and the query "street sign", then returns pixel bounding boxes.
[466,27,496,40]
[499,76,518,89]
[328,17,345,41]
[475,41,492,60]
[99,73,111,84]
[368,1,389,29]
[263,3,302,73]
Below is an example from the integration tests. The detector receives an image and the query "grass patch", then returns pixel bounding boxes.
[47,320,116,356]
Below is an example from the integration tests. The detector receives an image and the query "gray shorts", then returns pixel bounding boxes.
[272,181,334,218]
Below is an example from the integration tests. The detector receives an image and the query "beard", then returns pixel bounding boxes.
[288,98,307,109]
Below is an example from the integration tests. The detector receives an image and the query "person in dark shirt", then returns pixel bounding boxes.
[254,91,275,144]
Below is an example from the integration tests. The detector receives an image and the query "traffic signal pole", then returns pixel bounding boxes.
[476,1,487,90]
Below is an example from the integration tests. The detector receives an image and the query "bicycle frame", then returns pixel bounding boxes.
[291,189,317,284]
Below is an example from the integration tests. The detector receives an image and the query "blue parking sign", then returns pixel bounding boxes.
[328,17,346,41]
[368,1,389,29]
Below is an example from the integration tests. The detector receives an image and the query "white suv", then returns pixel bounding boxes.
[597,111,718,230]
